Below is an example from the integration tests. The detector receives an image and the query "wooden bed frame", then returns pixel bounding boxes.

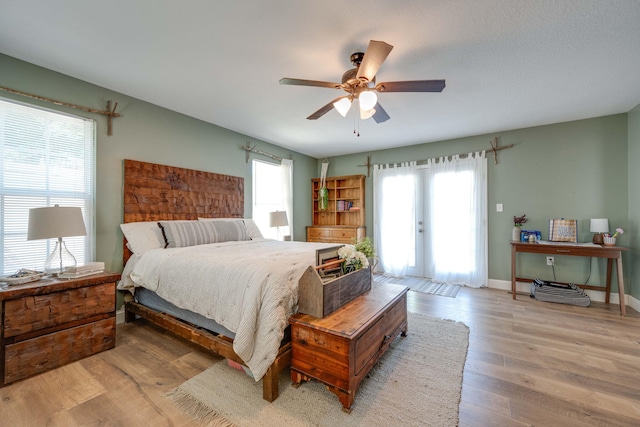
[122,159,290,402]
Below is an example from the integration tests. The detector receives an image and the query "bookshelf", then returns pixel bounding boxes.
[307,174,366,244]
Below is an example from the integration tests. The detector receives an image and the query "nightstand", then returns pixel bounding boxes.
[0,272,120,386]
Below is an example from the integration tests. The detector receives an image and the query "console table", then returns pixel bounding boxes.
[510,241,627,316]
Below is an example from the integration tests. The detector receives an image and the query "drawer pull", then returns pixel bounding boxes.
[556,250,571,253]
[379,335,392,350]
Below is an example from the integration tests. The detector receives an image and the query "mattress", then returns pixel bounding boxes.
[135,287,236,338]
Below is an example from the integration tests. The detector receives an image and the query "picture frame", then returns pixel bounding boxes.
[315,245,344,277]
[548,219,578,243]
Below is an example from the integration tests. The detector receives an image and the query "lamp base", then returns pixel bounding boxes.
[592,233,604,245]
[44,238,78,275]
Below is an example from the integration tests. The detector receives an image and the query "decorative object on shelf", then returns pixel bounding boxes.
[27,205,87,276]
[548,218,578,243]
[269,211,288,241]
[0,269,45,285]
[512,214,527,241]
[603,228,624,246]
[590,218,609,245]
[319,160,329,211]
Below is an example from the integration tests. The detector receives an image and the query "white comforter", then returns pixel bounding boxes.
[122,239,335,381]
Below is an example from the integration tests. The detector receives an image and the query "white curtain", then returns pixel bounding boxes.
[424,152,487,287]
[373,162,416,276]
[280,158,294,240]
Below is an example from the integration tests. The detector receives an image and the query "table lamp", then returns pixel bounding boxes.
[590,218,609,245]
[28,205,87,275]
[269,210,288,241]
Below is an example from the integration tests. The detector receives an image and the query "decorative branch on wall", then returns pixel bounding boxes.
[0,85,121,136]
[358,155,372,177]
[241,141,291,163]
[488,137,514,165]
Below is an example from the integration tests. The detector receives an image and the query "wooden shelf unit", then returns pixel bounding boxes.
[308,174,366,244]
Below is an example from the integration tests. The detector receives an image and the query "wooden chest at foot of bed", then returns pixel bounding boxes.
[290,282,409,412]
[297,266,371,318]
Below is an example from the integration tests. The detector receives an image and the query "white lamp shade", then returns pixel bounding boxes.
[28,205,87,240]
[333,97,352,117]
[590,218,609,233]
[269,211,288,227]
[360,107,376,120]
[359,91,377,111]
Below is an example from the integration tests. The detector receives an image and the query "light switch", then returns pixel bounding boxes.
[496,203,503,212]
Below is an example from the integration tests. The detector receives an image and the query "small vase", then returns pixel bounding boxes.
[512,226,521,242]
[603,236,616,246]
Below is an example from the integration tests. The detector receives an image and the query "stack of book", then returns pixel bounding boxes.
[60,262,105,279]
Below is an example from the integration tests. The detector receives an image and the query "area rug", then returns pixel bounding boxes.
[167,312,469,427]
[374,274,461,298]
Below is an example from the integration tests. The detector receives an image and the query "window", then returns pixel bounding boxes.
[252,159,285,240]
[0,98,96,275]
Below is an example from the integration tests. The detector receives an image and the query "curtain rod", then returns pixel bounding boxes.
[359,137,513,176]
[0,85,121,136]
[242,141,292,163]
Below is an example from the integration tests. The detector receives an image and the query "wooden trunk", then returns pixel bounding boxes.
[298,266,372,318]
[290,282,409,412]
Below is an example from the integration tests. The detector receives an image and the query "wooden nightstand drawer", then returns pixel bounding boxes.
[4,282,116,338]
[4,318,115,384]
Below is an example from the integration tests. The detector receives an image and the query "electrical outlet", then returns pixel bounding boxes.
[546,256,554,266]
[496,203,503,212]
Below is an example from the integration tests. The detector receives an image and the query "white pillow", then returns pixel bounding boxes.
[198,217,264,240]
[120,222,165,255]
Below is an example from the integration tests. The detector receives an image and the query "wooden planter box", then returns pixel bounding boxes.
[298,266,371,318]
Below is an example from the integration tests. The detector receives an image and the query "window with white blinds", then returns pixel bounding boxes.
[0,98,96,276]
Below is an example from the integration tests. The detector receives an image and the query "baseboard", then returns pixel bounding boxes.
[116,308,126,325]
[487,278,640,312]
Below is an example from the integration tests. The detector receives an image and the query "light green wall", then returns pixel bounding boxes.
[2,53,638,301]
[0,54,317,308]
[323,114,631,294]
[628,103,640,296]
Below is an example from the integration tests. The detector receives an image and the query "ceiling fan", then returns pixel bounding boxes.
[279,40,446,123]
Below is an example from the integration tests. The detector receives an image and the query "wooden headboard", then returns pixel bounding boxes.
[123,159,244,261]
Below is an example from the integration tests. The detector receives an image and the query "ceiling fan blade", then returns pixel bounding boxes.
[280,78,341,89]
[307,96,348,120]
[372,102,390,123]
[375,80,446,92]
[356,40,393,82]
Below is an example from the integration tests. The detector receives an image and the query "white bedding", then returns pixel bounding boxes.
[119,238,335,381]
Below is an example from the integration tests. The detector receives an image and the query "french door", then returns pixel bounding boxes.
[406,157,487,287]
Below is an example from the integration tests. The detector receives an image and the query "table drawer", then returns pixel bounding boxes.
[354,295,407,376]
[4,317,115,384]
[330,229,357,240]
[3,282,116,338]
[307,228,331,239]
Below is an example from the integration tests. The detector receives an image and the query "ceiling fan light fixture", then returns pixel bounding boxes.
[333,97,352,117]
[360,107,376,120]
[358,90,377,111]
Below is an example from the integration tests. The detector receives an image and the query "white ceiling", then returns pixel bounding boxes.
[1,1,639,158]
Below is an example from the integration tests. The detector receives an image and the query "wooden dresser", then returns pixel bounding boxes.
[0,272,119,386]
[307,174,366,244]
[289,282,408,412]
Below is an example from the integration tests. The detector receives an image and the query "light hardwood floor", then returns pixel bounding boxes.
[1,288,639,426]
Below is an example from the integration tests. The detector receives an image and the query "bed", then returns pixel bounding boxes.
[119,159,336,402]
